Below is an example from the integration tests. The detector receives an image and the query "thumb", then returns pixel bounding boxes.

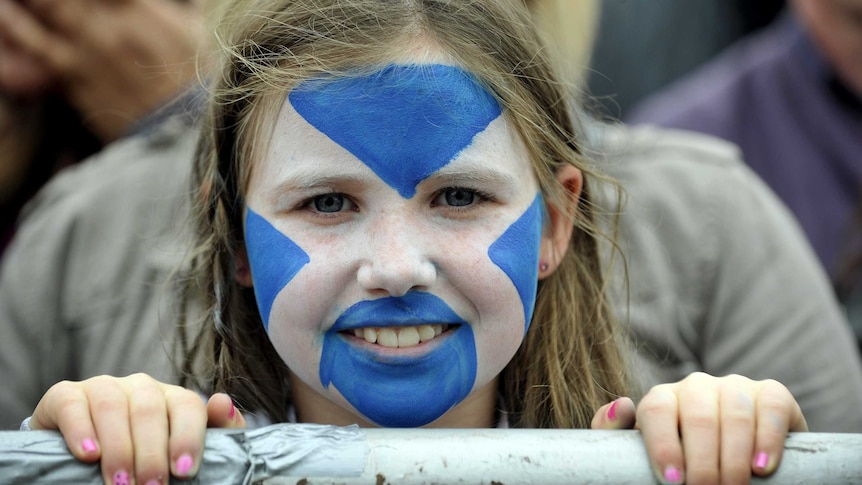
[591,397,636,430]
[206,392,247,429]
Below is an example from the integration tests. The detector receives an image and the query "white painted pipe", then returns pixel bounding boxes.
[1,425,860,484]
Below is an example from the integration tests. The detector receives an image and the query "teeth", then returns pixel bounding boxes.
[397,327,420,347]
[348,324,449,348]
[418,325,436,342]
[377,328,398,347]
[363,327,377,344]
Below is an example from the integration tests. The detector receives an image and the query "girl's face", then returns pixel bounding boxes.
[241,63,563,427]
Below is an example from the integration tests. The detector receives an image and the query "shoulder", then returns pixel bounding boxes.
[589,122,753,198]
[19,116,199,226]
[1,114,200,313]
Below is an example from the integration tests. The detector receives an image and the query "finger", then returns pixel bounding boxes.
[0,0,75,75]
[24,0,90,36]
[636,385,685,484]
[30,381,102,463]
[718,376,756,484]
[752,380,808,476]
[677,373,720,484]
[591,397,635,430]
[85,376,135,485]
[124,374,171,485]
[207,393,248,429]
[164,384,208,479]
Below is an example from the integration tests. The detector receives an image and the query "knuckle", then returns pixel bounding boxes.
[687,466,720,485]
[722,463,751,483]
[722,409,754,429]
[683,411,716,431]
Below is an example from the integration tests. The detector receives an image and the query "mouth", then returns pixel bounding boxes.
[342,324,454,348]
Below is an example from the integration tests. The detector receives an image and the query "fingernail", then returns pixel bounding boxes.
[113,471,130,485]
[145,480,162,485]
[663,465,682,484]
[228,402,236,419]
[607,400,618,421]
[176,453,194,476]
[754,451,769,470]
[81,438,97,453]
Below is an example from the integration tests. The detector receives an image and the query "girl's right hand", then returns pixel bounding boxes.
[29,374,246,485]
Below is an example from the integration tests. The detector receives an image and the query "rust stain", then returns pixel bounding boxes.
[376,473,386,485]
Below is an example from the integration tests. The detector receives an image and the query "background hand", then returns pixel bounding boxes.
[0,0,206,141]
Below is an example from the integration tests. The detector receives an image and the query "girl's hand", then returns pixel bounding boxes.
[591,373,808,484]
[29,374,246,485]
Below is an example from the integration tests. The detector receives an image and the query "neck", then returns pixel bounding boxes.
[290,372,499,428]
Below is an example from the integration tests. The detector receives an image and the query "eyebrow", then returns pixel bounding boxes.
[272,171,369,192]
[427,163,522,190]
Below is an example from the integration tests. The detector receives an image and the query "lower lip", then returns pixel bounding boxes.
[339,327,456,358]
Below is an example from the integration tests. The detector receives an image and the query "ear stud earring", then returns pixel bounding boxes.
[539,262,549,272]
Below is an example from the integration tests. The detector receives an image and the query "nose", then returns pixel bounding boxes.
[357,213,437,297]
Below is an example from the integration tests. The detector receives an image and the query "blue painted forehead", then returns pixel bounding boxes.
[288,64,502,198]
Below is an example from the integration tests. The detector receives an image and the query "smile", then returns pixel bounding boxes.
[344,324,452,348]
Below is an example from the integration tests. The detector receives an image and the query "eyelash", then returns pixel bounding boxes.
[430,186,495,210]
[296,186,495,217]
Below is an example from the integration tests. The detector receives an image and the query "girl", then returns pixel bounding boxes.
[27,0,807,484]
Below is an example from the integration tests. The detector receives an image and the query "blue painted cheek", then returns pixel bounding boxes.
[319,292,477,427]
[488,195,544,335]
[244,207,310,331]
[289,64,502,198]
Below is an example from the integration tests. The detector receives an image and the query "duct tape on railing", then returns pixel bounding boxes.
[1,425,861,484]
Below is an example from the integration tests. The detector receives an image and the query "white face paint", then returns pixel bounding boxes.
[243,64,544,427]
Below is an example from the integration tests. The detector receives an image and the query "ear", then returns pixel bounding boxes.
[538,164,582,280]
[235,246,254,287]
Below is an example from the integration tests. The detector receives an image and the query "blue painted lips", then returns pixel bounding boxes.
[319,291,477,427]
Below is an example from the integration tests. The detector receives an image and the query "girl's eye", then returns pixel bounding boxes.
[312,193,348,213]
[435,187,480,207]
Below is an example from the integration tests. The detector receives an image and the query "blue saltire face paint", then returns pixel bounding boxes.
[319,292,476,427]
[244,63,545,427]
[245,207,310,330]
[288,64,501,198]
[489,194,544,335]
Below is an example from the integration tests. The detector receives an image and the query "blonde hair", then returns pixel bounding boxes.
[182,0,629,428]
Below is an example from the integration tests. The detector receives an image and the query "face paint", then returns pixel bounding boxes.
[319,292,476,427]
[245,208,310,330]
[288,64,502,198]
[244,63,545,428]
[489,194,544,335]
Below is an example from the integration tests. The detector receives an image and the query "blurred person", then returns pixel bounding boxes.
[586,0,785,119]
[0,0,206,254]
[627,0,862,344]
[2,0,862,438]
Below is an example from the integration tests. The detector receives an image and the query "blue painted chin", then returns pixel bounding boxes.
[319,292,477,427]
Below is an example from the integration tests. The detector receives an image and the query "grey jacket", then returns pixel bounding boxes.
[1,118,860,431]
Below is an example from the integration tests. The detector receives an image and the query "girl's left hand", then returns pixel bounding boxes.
[591,372,808,484]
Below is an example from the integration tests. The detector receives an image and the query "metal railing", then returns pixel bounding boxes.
[1,425,861,484]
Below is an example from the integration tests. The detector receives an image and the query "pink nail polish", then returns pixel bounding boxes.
[663,465,681,483]
[81,438,97,453]
[113,471,130,485]
[145,480,161,485]
[228,402,236,419]
[607,400,619,421]
[176,453,194,475]
[755,452,769,469]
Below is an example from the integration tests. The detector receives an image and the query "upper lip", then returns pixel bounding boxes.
[329,292,466,332]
